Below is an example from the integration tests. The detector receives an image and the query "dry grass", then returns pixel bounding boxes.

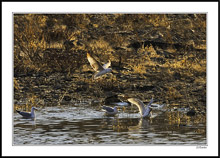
[132,64,147,74]
[14,78,20,90]
[14,14,206,75]
[14,94,38,111]
[166,87,183,100]
[88,38,113,54]
[13,14,206,110]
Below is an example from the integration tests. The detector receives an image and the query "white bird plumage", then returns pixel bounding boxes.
[87,53,112,79]
[128,98,153,118]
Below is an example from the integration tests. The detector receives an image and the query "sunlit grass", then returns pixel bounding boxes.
[13,14,206,111]
[89,38,113,53]
[132,64,146,74]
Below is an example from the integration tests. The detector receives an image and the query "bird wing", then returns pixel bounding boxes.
[111,102,130,106]
[94,70,105,79]
[16,110,31,118]
[103,60,111,69]
[143,98,154,117]
[145,98,154,109]
[128,98,146,115]
[93,69,111,79]
[87,53,104,72]
[102,106,114,112]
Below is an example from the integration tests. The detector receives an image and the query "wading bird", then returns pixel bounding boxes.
[16,107,38,119]
[87,53,112,79]
[128,98,153,118]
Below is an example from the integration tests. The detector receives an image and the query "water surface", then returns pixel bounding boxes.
[13,104,206,145]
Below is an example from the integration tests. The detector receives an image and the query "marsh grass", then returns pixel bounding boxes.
[14,94,39,111]
[14,14,206,114]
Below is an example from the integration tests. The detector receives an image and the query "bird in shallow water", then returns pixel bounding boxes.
[128,98,154,118]
[87,53,112,79]
[102,106,118,116]
[16,107,38,119]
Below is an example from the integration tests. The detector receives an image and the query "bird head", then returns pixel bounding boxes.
[32,107,38,111]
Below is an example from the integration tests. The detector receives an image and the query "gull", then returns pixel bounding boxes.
[128,98,153,118]
[110,102,131,107]
[16,107,38,119]
[102,106,118,115]
[87,53,112,79]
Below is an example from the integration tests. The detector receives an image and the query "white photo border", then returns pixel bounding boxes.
[2,1,218,156]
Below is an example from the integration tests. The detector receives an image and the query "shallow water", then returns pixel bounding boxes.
[13,103,206,145]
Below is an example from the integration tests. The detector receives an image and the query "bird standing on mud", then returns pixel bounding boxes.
[102,106,118,116]
[16,107,38,119]
[128,98,153,118]
[87,53,112,79]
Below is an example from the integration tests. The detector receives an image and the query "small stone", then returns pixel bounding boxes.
[63,96,71,101]
[187,109,196,116]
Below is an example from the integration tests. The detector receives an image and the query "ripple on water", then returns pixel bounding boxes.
[13,105,206,145]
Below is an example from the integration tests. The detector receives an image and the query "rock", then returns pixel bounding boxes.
[136,85,155,91]
[187,109,196,116]
[173,72,181,80]
[63,96,71,101]
[104,95,121,105]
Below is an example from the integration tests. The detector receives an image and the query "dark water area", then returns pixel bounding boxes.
[14,104,206,145]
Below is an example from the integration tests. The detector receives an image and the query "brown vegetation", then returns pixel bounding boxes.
[14,14,206,115]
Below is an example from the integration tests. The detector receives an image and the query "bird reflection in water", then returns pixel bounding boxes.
[110,117,152,132]
[30,119,37,129]
[128,118,151,132]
